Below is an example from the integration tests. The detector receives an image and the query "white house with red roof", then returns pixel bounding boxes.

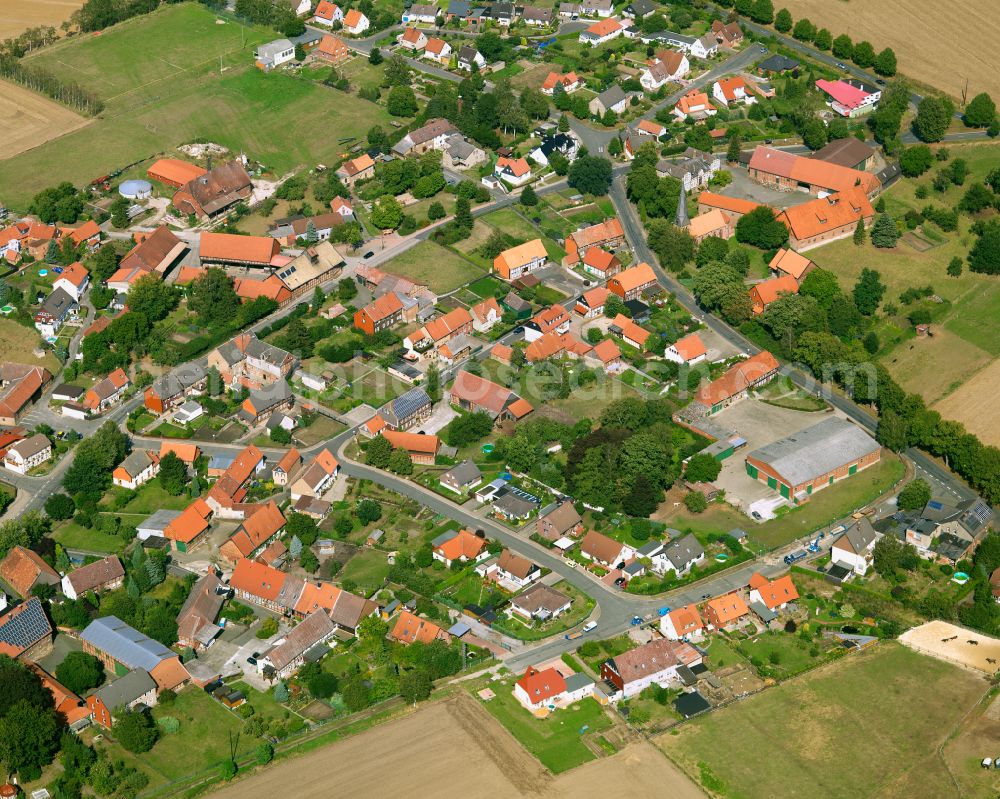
[494,156,533,187]
[660,604,705,641]
[664,332,707,365]
[748,572,799,610]
[54,262,90,302]
[342,8,369,34]
[541,71,581,95]
[712,76,755,107]
[815,78,881,117]
[313,0,342,24]
[470,297,502,332]
[398,27,427,51]
[330,196,354,219]
[423,37,452,64]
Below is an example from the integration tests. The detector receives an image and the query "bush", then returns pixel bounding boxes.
[157,716,180,734]
[256,617,279,639]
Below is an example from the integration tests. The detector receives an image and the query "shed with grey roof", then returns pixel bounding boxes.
[92,669,157,713]
[80,616,176,672]
[745,417,881,500]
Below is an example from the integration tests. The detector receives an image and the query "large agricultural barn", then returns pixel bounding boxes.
[744,417,881,503]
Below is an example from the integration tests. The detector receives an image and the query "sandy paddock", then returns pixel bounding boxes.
[206,696,707,799]
[899,620,1000,675]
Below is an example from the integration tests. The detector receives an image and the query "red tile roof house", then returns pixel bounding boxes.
[541,71,581,95]
[205,444,267,519]
[398,26,428,51]
[61,555,125,600]
[199,231,280,268]
[447,370,533,425]
[590,338,624,373]
[380,429,440,465]
[53,261,90,301]
[749,274,799,315]
[704,592,750,630]
[403,306,473,359]
[83,368,131,413]
[609,314,651,351]
[68,220,102,252]
[694,350,780,415]
[470,297,502,333]
[524,303,571,342]
[3,433,52,475]
[600,638,702,699]
[608,262,658,300]
[580,530,635,569]
[659,604,705,641]
[563,218,625,264]
[354,292,405,336]
[0,546,60,598]
[219,501,286,563]
[574,286,610,318]
[391,610,451,645]
[207,332,296,389]
[748,572,799,611]
[513,666,567,712]
[163,498,214,553]
[432,528,487,567]
[493,239,547,281]
[272,447,301,486]
[664,332,706,365]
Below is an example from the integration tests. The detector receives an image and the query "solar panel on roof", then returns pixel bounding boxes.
[390,387,430,419]
[0,598,51,652]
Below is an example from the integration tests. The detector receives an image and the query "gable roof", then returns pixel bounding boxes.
[609,638,701,683]
[510,582,571,615]
[749,572,799,609]
[226,501,285,558]
[64,556,124,595]
[811,137,876,169]
[176,572,225,645]
[749,146,880,195]
[80,616,178,671]
[580,247,617,274]
[752,274,799,306]
[268,610,336,672]
[199,232,278,265]
[776,187,875,241]
[0,597,52,657]
[569,218,624,250]
[92,668,157,709]
[581,530,625,563]
[449,370,523,417]
[382,429,440,455]
[231,557,287,602]
[391,610,448,644]
[696,191,760,216]
[610,262,657,293]
[516,665,566,703]
[610,313,650,347]
[695,350,779,407]
[586,17,622,37]
[704,592,749,624]
[164,498,213,544]
[0,546,59,598]
[688,209,731,239]
[433,529,486,561]
[343,8,365,27]
[667,604,703,636]
[670,333,706,361]
[769,248,814,280]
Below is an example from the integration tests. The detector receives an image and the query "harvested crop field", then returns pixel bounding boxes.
[899,621,1000,675]
[0,79,90,159]
[207,696,705,799]
[783,0,1000,98]
[932,359,1000,447]
[0,0,84,39]
[884,328,993,406]
[660,643,989,799]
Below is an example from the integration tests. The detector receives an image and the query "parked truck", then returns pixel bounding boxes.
[784,549,808,565]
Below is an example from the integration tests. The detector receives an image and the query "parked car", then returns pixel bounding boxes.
[363,251,374,259]
[582,621,597,633]
[630,615,643,626]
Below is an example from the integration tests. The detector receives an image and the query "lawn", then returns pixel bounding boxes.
[381,240,487,294]
[115,482,200,514]
[339,548,391,594]
[659,455,904,552]
[92,685,258,789]
[735,630,833,679]
[2,4,391,208]
[0,318,60,372]
[475,683,613,773]
[50,521,127,554]
[294,414,346,447]
[659,643,988,799]
[749,455,905,550]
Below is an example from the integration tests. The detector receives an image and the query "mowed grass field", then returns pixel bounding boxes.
[0,4,392,207]
[659,643,989,799]
[0,318,60,372]
[808,142,1000,438]
[783,0,1000,98]
[382,240,488,294]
